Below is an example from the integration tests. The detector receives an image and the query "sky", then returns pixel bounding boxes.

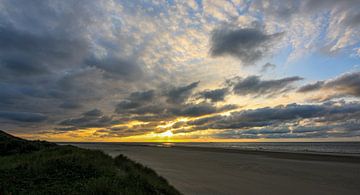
[1,0,360,142]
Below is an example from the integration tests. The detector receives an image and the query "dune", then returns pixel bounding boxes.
[0,131,180,194]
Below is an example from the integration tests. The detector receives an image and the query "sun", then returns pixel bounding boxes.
[160,130,173,137]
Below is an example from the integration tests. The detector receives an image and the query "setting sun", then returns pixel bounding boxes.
[160,130,174,137]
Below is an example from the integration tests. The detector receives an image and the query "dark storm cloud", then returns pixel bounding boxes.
[117,104,167,115]
[115,90,156,113]
[59,101,82,109]
[0,111,47,122]
[0,0,94,121]
[214,120,360,139]
[129,90,155,102]
[198,88,229,102]
[0,24,86,58]
[116,100,142,111]
[85,55,143,81]
[222,104,328,124]
[1,0,359,141]
[0,83,24,105]
[0,0,149,131]
[184,101,360,136]
[165,81,199,104]
[83,109,103,117]
[171,103,235,117]
[94,121,169,138]
[115,84,237,119]
[58,116,113,128]
[0,23,88,81]
[112,83,238,132]
[297,71,360,99]
[117,83,199,117]
[115,89,163,115]
[58,109,113,129]
[187,115,223,126]
[292,126,330,134]
[210,26,284,64]
[0,57,49,76]
[229,75,303,97]
[240,128,290,135]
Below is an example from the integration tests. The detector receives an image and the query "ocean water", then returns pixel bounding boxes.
[66,142,360,155]
[150,142,360,155]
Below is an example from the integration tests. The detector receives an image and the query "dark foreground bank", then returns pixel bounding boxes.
[0,130,180,195]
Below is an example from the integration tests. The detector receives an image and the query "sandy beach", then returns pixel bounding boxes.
[71,143,360,195]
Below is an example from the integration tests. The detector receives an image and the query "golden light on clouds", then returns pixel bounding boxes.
[160,130,174,137]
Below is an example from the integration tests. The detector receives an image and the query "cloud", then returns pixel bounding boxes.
[181,101,360,139]
[94,121,167,138]
[210,26,284,64]
[0,0,359,141]
[171,103,236,117]
[240,128,291,135]
[83,109,103,117]
[0,83,24,105]
[198,88,228,102]
[171,103,217,117]
[297,81,325,93]
[0,0,153,131]
[213,119,360,139]
[115,83,237,119]
[58,109,113,129]
[297,71,360,100]
[165,81,199,104]
[85,55,143,81]
[260,63,276,72]
[0,1,96,118]
[252,0,360,57]
[0,111,47,122]
[195,104,324,131]
[190,101,360,129]
[229,75,303,97]
[59,101,82,109]
[129,90,155,102]
[115,100,142,111]
[115,90,156,113]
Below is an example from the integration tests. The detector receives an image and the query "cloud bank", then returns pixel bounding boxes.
[0,0,359,141]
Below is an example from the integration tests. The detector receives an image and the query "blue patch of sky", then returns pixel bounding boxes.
[236,0,251,15]
[285,51,360,82]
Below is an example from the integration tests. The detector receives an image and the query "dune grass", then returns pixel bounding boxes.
[0,131,180,195]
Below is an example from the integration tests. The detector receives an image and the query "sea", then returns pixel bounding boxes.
[65,142,360,156]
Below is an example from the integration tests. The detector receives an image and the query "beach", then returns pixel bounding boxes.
[71,143,360,195]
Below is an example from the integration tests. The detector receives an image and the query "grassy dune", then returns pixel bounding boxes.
[0,130,180,195]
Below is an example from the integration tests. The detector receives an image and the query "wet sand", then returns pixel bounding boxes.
[70,143,360,195]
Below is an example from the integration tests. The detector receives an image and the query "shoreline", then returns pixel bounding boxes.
[60,142,360,163]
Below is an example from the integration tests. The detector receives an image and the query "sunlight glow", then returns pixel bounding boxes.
[159,130,173,137]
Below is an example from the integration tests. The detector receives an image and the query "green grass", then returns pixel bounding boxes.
[0,131,181,195]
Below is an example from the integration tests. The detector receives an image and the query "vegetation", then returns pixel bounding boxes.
[0,130,56,155]
[0,130,180,195]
